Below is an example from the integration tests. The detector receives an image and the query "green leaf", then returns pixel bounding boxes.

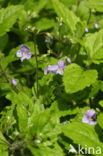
[63,64,98,94]
[6,92,33,133]
[89,80,101,97]
[0,34,8,51]
[52,0,79,33]
[24,0,47,13]
[99,100,103,107]
[60,0,77,7]
[29,109,52,136]
[84,29,103,63]
[28,145,63,156]
[77,0,89,20]
[17,102,28,133]
[0,5,24,36]
[0,131,9,156]
[98,113,103,129]
[35,18,55,31]
[62,122,103,154]
[88,0,103,12]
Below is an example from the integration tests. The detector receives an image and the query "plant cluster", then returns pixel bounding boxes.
[0,0,103,156]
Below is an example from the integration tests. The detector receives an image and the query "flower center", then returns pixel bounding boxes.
[60,68,63,71]
[23,52,27,55]
[89,114,96,121]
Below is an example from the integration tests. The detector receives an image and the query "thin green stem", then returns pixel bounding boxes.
[34,34,39,99]
[87,9,92,25]
[58,26,61,57]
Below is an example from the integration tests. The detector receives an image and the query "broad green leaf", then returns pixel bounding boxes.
[63,64,98,94]
[60,0,77,7]
[0,5,24,36]
[35,18,55,31]
[0,131,9,156]
[89,80,101,97]
[6,92,30,134]
[99,100,103,107]
[0,34,8,51]
[24,0,47,13]
[17,103,28,133]
[52,0,79,33]
[98,113,103,129]
[77,0,89,20]
[28,145,63,156]
[62,122,103,155]
[0,144,8,156]
[51,101,79,118]
[88,0,103,12]
[84,29,103,63]
[29,109,52,136]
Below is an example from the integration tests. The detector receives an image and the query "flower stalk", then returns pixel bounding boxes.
[34,33,39,99]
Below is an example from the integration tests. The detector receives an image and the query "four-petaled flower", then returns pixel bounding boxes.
[16,45,32,61]
[82,110,97,125]
[44,60,66,75]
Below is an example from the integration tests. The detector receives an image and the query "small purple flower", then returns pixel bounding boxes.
[94,23,98,29]
[82,110,97,125]
[85,27,88,33]
[12,79,17,86]
[67,58,71,63]
[16,45,32,62]
[58,60,66,69]
[45,39,50,43]
[25,28,28,31]
[44,65,58,75]
[44,60,66,75]
[50,36,53,40]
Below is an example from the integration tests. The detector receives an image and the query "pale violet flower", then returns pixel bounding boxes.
[94,23,98,29]
[82,110,97,125]
[67,58,71,63]
[44,60,66,75]
[16,45,32,62]
[85,27,88,33]
[12,79,17,86]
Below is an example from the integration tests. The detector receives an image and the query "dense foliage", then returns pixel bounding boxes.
[0,0,103,155]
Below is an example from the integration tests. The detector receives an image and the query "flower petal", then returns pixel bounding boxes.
[82,116,89,124]
[12,79,17,86]
[89,120,97,125]
[44,67,48,75]
[56,68,64,75]
[21,45,30,53]
[86,110,96,118]
[16,50,23,57]
[48,65,58,71]
[67,58,71,63]
[25,52,32,59]
[58,60,66,69]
